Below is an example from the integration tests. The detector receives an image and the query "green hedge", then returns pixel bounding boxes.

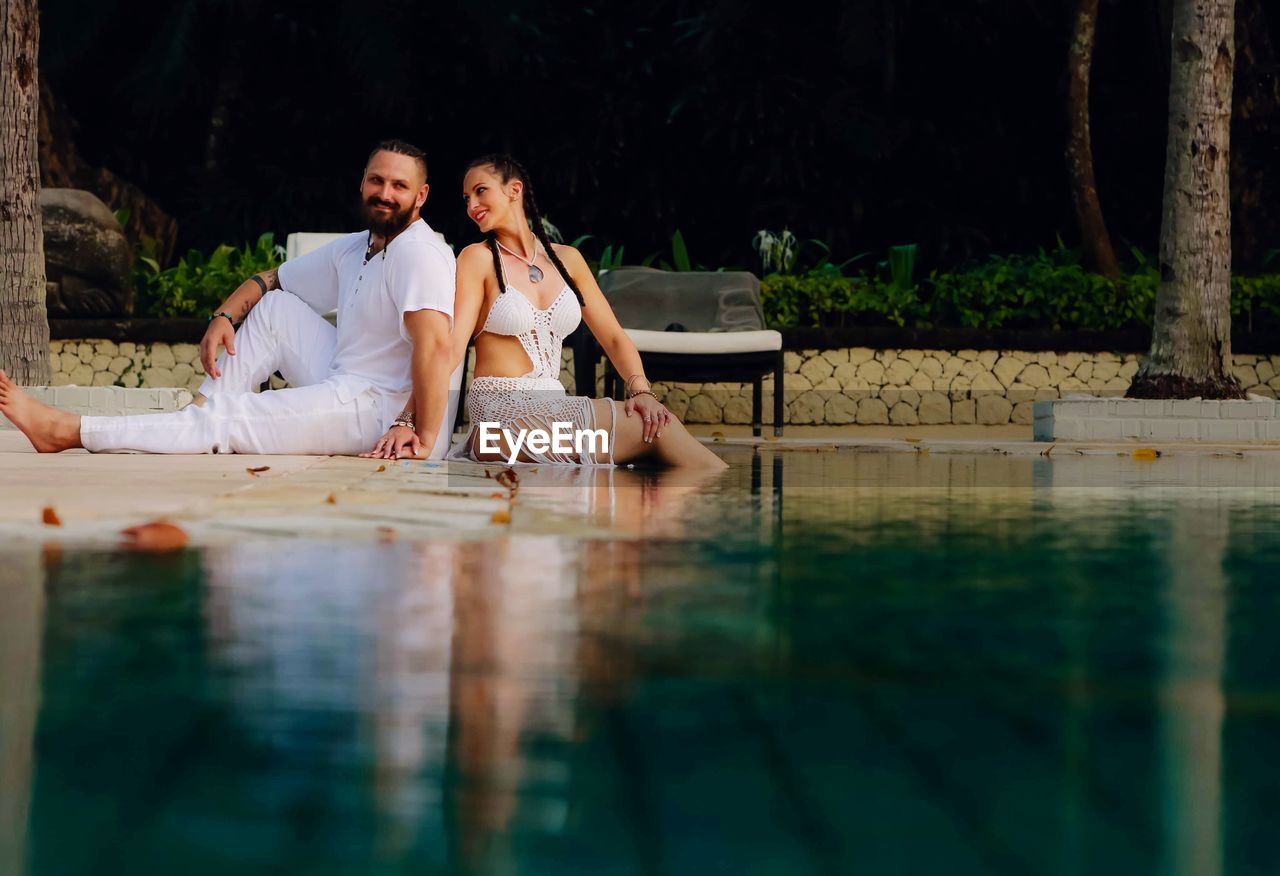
[761,249,1280,332]
[135,233,285,318]
[133,235,1280,335]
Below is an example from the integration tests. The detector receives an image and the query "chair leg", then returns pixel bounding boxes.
[773,353,784,436]
[752,374,763,437]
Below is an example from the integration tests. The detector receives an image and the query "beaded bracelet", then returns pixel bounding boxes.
[393,412,415,430]
[628,389,657,402]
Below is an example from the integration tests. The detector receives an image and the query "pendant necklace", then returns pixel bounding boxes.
[495,236,544,284]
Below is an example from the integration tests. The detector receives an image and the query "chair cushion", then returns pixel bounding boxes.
[285,232,347,261]
[624,328,782,354]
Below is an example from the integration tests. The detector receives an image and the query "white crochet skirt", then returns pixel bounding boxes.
[454,376,616,465]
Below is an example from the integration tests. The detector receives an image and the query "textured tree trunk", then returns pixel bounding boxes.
[1230,0,1280,270]
[1067,0,1120,277]
[1129,0,1243,399]
[0,0,50,385]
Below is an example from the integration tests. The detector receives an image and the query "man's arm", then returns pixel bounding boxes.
[199,269,280,379]
[405,308,453,457]
[219,268,280,323]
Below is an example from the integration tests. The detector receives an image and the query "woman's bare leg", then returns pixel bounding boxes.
[0,371,83,453]
[594,399,726,469]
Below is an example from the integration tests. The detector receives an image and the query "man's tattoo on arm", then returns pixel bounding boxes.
[259,268,279,291]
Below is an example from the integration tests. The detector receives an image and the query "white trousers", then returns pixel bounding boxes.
[80,292,386,455]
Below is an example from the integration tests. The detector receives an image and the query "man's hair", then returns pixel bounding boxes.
[367,139,428,182]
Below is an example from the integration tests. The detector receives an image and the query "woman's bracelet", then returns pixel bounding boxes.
[628,389,657,402]
[624,373,650,396]
[393,411,415,430]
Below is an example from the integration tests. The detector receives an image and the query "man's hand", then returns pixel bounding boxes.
[360,425,423,459]
[200,317,236,378]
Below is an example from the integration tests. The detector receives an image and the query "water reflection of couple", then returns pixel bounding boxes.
[0,141,724,471]
[195,464,719,870]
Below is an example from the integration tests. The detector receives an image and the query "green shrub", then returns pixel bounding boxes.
[761,267,924,328]
[762,244,1280,333]
[135,233,285,318]
[928,248,1159,330]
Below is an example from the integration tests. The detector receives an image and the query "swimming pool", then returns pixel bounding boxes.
[3,447,1278,874]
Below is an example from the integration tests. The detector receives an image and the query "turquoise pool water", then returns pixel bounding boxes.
[3,448,1280,874]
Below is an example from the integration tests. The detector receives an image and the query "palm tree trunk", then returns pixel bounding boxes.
[1067,0,1120,277]
[1129,0,1243,399]
[0,0,50,385]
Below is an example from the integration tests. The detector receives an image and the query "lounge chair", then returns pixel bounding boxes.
[572,267,784,436]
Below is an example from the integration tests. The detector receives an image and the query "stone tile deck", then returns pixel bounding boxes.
[5,422,1279,549]
[0,431,517,548]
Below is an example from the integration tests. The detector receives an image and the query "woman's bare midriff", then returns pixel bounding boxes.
[471,333,537,379]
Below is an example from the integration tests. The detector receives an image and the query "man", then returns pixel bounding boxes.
[0,139,461,458]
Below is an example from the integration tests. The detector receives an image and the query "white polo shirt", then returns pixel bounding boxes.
[277,218,461,451]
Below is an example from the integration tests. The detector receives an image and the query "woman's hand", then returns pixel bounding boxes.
[360,425,423,459]
[625,392,670,443]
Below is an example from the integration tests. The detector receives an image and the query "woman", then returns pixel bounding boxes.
[366,155,726,470]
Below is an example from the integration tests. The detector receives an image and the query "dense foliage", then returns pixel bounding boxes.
[135,234,284,318]
[135,233,1280,334]
[760,245,1280,333]
[42,0,1278,274]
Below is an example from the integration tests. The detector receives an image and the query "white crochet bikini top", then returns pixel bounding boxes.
[478,251,581,380]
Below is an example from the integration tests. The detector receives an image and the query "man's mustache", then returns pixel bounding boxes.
[366,198,397,209]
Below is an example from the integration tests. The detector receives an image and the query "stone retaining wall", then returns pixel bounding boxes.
[45,340,1280,425]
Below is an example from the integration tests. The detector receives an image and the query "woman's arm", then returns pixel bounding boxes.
[561,246,670,440]
[563,247,648,388]
[452,244,491,366]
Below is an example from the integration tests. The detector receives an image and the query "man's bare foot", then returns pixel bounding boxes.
[0,371,83,452]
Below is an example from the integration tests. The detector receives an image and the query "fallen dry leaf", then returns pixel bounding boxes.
[495,468,520,492]
[246,466,270,476]
[376,465,386,472]
[121,520,189,552]
[41,506,62,526]
[325,493,337,504]
[1132,447,1160,461]
[490,510,512,524]
[377,526,397,542]
[490,492,506,499]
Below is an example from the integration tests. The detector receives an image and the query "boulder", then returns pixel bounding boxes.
[41,188,133,317]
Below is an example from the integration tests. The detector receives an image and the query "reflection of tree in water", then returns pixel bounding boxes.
[0,548,43,876]
[1158,503,1227,876]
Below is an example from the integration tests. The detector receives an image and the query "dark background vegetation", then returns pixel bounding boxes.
[37,0,1280,272]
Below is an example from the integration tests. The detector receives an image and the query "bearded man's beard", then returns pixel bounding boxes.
[362,197,414,236]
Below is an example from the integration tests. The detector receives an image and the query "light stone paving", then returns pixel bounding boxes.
[6,427,1280,551]
[1034,397,1280,443]
[0,430,590,548]
[43,338,1280,427]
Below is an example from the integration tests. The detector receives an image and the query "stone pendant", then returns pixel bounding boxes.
[529,264,545,284]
